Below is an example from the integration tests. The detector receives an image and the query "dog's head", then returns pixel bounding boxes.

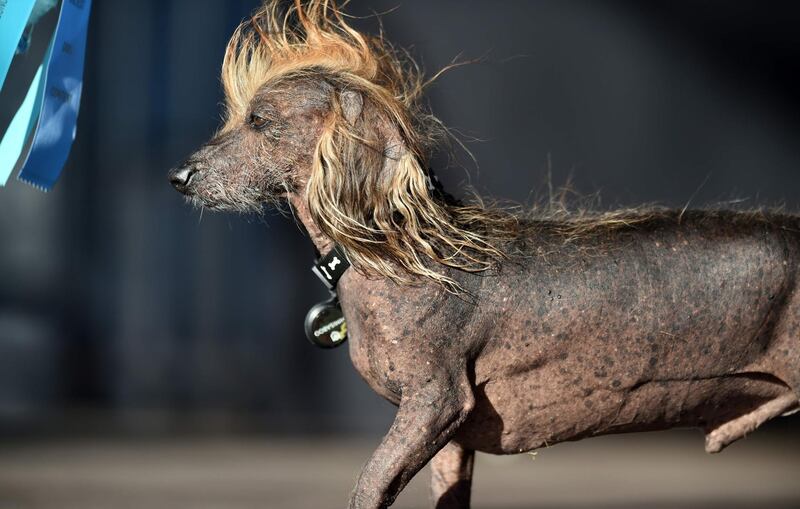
[170,0,517,290]
[169,73,336,213]
[170,0,426,212]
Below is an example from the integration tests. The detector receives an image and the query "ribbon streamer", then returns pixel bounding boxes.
[0,0,37,90]
[17,0,92,191]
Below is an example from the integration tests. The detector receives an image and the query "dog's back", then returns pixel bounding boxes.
[454,210,800,454]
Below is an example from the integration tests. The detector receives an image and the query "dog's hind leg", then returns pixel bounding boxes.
[705,391,798,453]
[348,373,475,509]
[430,441,474,509]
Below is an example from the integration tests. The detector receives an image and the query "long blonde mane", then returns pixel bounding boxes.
[221,0,522,292]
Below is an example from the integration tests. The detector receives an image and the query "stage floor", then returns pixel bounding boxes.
[0,430,798,508]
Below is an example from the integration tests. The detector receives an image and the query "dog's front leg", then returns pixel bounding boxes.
[430,440,474,509]
[348,377,474,509]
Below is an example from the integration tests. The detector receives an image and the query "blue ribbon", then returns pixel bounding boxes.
[16,0,91,191]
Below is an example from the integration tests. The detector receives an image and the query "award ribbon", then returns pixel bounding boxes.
[0,0,40,186]
[16,0,92,191]
[0,38,51,186]
[0,0,37,90]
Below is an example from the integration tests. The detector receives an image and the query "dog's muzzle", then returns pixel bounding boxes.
[169,163,198,195]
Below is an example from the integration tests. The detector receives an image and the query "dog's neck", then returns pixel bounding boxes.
[288,193,335,256]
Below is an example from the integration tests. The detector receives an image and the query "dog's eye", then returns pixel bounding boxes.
[249,113,269,130]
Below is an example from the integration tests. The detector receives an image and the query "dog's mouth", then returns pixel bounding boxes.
[170,165,286,214]
[186,182,272,215]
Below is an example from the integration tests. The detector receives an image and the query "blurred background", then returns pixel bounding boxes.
[0,1,798,507]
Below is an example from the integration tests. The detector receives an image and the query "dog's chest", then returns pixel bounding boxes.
[337,275,457,405]
[342,302,406,405]
[337,282,412,404]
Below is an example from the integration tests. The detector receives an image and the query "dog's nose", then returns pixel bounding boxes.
[169,164,197,194]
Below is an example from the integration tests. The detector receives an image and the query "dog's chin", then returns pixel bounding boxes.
[186,188,269,214]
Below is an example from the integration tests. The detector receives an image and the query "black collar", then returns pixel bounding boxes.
[312,245,350,291]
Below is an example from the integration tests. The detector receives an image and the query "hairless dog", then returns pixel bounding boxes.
[169,2,800,507]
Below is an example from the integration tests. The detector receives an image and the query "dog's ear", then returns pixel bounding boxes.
[307,95,484,292]
[339,89,363,125]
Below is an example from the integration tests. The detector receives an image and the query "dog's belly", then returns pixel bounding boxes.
[454,369,790,454]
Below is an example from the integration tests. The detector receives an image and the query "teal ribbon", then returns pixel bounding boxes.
[0,0,38,186]
[0,0,37,90]
[0,34,52,186]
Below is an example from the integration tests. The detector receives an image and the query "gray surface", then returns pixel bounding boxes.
[0,430,798,508]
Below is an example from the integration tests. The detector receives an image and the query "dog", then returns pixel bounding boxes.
[169,2,800,507]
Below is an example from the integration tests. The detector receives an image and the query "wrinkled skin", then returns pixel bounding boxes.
[172,79,333,214]
[171,77,800,509]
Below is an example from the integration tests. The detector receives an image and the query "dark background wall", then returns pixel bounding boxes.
[1,0,799,437]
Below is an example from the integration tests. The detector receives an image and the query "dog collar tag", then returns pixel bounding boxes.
[311,246,350,290]
[305,296,347,348]
[306,245,349,348]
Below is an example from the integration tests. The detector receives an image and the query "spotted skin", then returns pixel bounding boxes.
[171,76,800,508]
[336,212,800,507]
